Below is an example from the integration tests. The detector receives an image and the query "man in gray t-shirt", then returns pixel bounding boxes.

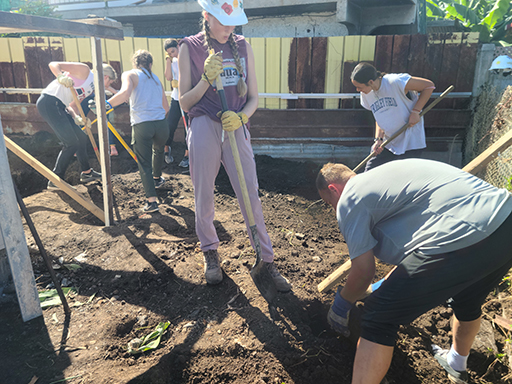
[316,159,512,384]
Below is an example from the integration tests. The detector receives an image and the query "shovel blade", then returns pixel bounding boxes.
[250,259,278,304]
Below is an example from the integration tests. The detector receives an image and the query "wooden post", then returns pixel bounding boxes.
[91,36,113,226]
[0,117,42,321]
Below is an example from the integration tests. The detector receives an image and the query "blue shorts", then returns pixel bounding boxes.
[361,213,512,346]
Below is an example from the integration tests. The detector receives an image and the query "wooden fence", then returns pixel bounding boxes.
[0,32,478,109]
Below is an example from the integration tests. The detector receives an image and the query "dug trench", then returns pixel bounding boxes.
[2,133,512,384]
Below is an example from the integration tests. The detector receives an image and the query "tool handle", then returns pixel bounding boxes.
[352,85,455,173]
[70,87,101,164]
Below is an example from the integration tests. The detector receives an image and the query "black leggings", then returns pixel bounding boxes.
[36,94,91,178]
[165,99,188,149]
[361,213,512,346]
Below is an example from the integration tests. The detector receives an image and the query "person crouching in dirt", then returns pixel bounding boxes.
[351,62,435,172]
[316,159,512,384]
[178,0,291,291]
[36,61,117,190]
[105,50,169,213]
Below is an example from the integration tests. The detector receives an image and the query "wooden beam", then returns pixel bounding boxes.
[0,12,123,40]
[0,127,42,321]
[4,136,105,223]
[462,129,512,175]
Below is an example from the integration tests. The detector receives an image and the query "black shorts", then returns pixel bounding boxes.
[361,212,512,346]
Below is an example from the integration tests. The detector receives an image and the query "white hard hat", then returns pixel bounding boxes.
[198,0,248,26]
[489,55,512,70]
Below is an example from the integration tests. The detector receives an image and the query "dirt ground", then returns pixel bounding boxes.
[2,133,512,384]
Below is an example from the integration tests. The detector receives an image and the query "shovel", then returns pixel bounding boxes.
[213,64,278,307]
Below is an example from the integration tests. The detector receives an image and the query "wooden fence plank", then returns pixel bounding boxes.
[408,34,428,77]
[287,38,298,109]
[0,38,11,102]
[454,32,478,109]
[437,33,462,109]
[76,37,92,67]
[63,38,79,62]
[424,34,444,90]
[23,37,42,103]
[133,37,149,53]
[359,36,376,61]
[391,34,410,73]
[341,36,360,108]
[325,36,344,109]
[266,38,281,109]
[295,37,311,108]
[310,37,327,109]
[280,37,292,109]
[119,37,134,73]
[104,38,122,91]
[36,37,54,88]
[8,38,28,103]
[374,35,393,74]
[251,37,265,109]
[148,38,165,93]
[50,36,64,62]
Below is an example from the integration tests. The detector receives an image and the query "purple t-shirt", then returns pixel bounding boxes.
[181,32,248,122]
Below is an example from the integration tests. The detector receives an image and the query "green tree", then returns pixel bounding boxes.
[426,0,512,45]
[13,0,57,17]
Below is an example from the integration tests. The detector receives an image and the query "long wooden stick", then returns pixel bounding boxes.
[352,85,454,173]
[69,88,101,164]
[4,135,105,222]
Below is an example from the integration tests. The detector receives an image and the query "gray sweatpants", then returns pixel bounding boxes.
[187,115,274,262]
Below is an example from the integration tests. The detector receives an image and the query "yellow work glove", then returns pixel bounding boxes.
[57,73,74,88]
[171,79,179,88]
[165,52,171,60]
[218,110,248,132]
[203,51,223,83]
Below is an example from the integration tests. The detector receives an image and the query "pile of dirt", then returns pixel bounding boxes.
[2,142,512,384]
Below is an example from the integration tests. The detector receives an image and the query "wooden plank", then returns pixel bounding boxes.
[424,34,445,90]
[437,33,462,109]
[287,38,298,109]
[4,135,105,222]
[408,34,428,77]
[0,12,123,40]
[0,38,11,102]
[36,37,54,88]
[309,37,327,109]
[148,38,165,92]
[359,36,376,62]
[318,258,351,293]
[280,37,292,109]
[462,129,512,175]
[391,35,410,73]
[295,38,312,109]
[324,36,344,109]
[454,32,478,109]
[374,35,393,74]
[8,38,28,103]
[23,37,42,103]
[119,37,134,72]
[265,38,281,109]
[63,38,79,62]
[341,36,360,108]
[76,37,92,68]
[0,129,42,322]
[133,37,149,53]
[250,37,265,109]
[49,36,64,62]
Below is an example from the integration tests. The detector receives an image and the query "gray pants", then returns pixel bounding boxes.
[131,119,169,199]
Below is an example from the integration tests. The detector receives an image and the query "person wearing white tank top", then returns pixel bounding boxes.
[107,50,169,213]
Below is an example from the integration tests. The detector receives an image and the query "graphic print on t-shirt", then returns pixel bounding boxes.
[219,57,246,87]
[370,96,398,114]
[75,79,95,102]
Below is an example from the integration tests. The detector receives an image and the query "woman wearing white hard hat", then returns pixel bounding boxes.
[179,0,291,291]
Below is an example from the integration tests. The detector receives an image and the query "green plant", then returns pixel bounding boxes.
[12,0,57,17]
[506,174,512,192]
[426,0,512,45]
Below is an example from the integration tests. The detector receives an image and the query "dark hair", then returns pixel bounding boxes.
[351,62,384,84]
[164,39,178,51]
[132,49,155,81]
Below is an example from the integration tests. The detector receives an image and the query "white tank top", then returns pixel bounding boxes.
[42,71,95,106]
[129,68,166,125]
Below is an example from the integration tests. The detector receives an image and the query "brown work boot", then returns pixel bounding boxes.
[203,249,223,285]
[264,262,291,292]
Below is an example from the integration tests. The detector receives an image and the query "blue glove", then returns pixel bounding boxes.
[327,287,354,337]
[370,278,385,292]
[88,99,113,115]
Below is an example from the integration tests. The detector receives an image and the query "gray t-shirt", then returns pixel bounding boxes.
[337,159,512,265]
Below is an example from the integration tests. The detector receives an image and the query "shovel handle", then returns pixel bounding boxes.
[352,85,454,173]
[70,87,101,164]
